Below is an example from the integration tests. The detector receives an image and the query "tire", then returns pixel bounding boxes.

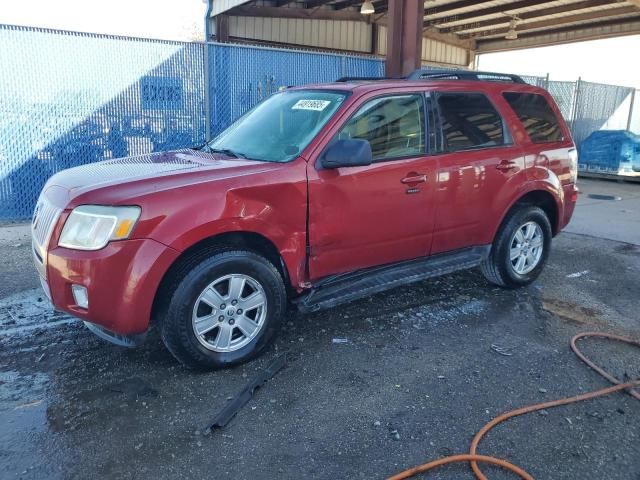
[480,206,552,289]
[160,250,287,370]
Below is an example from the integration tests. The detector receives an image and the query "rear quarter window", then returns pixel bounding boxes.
[436,93,506,152]
[503,92,563,143]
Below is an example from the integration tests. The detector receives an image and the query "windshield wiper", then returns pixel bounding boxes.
[208,147,247,159]
[191,144,246,158]
[191,142,211,152]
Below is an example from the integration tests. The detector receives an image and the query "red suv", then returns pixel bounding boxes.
[32,70,578,369]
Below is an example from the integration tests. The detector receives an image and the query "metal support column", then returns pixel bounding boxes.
[385,0,424,78]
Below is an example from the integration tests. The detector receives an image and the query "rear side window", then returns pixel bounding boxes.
[337,94,425,160]
[436,93,505,151]
[503,92,563,143]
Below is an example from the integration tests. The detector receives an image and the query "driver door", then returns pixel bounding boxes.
[306,93,438,281]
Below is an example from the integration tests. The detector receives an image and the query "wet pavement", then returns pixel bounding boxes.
[1,181,640,479]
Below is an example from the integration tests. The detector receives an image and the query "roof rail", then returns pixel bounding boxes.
[407,69,526,84]
[335,70,527,84]
[335,76,391,82]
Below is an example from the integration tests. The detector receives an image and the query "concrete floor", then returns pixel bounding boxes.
[566,177,640,245]
[0,178,639,480]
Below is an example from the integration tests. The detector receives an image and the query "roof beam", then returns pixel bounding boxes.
[422,27,476,49]
[227,5,366,21]
[440,0,624,34]
[375,18,475,48]
[424,0,553,27]
[333,0,363,10]
[302,0,345,8]
[423,0,496,17]
[332,0,388,9]
[462,6,639,39]
[476,16,640,52]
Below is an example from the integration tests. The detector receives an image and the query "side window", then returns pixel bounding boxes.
[337,94,425,160]
[503,92,563,143]
[437,93,505,151]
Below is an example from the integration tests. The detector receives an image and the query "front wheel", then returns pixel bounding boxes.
[480,206,552,288]
[160,250,287,370]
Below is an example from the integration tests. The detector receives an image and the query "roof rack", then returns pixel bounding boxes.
[335,75,392,82]
[407,69,526,84]
[335,69,526,84]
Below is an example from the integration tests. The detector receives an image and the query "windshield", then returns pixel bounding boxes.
[206,90,347,162]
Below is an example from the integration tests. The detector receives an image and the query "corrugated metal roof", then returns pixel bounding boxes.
[211,0,640,54]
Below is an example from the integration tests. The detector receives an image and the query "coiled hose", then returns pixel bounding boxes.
[388,332,640,480]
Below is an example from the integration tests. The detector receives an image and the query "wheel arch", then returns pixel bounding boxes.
[151,231,293,325]
[495,188,561,240]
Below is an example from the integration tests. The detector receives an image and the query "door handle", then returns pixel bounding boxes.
[496,161,517,171]
[401,174,427,184]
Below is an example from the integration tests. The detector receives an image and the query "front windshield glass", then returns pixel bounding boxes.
[206,90,347,163]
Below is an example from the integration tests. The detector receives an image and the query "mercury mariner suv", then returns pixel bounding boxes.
[31,70,578,369]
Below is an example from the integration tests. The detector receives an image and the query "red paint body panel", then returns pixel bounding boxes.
[47,239,179,335]
[36,78,578,339]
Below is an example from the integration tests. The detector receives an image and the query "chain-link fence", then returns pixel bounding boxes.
[0,24,206,219]
[570,80,634,146]
[0,23,637,220]
[208,42,384,137]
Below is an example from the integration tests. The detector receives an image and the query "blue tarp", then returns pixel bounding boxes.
[579,130,640,174]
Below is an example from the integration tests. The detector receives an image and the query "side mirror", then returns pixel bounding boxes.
[321,139,372,169]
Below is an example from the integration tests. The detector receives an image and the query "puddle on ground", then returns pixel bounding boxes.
[614,243,640,256]
[541,298,605,326]
[0,288,76,337]
[0,370,62,479]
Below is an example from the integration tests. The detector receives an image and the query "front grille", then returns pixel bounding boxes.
[31,195,62,278]
[32,199,60,246]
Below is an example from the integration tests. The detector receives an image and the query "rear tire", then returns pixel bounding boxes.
[160,250,287,370]
[480,206,552,288]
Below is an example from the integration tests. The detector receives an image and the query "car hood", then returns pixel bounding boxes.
[43,149,284,203]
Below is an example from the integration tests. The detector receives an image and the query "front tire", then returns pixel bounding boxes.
[160,250,287,370]
[480,206,552,288]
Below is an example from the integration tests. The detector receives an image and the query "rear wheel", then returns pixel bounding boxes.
[160,250,287,370]
[480,206,552,288]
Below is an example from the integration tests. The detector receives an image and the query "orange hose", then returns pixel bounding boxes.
[388,332,640,480]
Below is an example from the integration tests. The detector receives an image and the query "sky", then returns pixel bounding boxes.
[0,0,207,41]
[478,35,640,89]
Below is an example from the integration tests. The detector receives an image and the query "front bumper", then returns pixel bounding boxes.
[44,238,180,336]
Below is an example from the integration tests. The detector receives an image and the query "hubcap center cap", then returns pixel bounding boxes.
[227,308,236,316]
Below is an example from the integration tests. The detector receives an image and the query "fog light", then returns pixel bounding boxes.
[72,284,89,309]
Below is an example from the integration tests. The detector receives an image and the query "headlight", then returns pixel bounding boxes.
[58,205,141,251]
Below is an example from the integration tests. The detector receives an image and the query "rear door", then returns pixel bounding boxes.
[307,92,438,281]
[429,90,527,254]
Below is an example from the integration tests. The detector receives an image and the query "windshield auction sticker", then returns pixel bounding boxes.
[292,99,331,111]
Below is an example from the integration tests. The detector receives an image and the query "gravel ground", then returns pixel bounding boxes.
[1,184,639,480]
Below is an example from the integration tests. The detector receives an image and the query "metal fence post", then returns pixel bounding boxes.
[203,0,213,141]
[544,73,549,90]
[204,44,212,142]
[570,77,582,135]
[627,89,636,131]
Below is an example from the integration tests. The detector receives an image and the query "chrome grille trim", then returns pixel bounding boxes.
[33,199,59,245]
[31,195,62,279]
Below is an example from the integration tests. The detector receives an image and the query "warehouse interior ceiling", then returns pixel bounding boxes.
[213,0,640,53]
